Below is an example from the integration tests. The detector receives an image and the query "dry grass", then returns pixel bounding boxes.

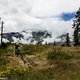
[0,44,80,80]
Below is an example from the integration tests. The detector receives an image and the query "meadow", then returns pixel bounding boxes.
[0,44,80,80]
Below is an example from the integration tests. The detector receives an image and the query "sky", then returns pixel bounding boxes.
[0,0,80,41]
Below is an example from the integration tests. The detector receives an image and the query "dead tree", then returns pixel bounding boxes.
[0,18,4,45]
[1,21,4,45]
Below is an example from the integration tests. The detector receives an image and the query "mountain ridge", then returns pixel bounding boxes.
[0,30,52,44]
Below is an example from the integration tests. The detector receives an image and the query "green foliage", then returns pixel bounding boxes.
[47,50,74,60]
[0,58,9,66]
[65,33,70,46]
[0,66,27,80]
[73,8,80,46]
[0,66,55,80]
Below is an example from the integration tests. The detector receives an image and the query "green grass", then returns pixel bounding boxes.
[47,50,75,60]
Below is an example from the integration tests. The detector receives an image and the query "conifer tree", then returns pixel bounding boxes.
[65,33,70,46]
[53,41,56,46]
[73,8,80,46]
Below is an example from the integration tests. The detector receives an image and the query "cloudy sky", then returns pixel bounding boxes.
[0,0,80,38]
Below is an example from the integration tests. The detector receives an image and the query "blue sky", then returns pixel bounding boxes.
[60,12,75,21]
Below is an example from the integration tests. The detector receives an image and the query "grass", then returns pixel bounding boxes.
[0,44,80,80]
[47,50,74,60]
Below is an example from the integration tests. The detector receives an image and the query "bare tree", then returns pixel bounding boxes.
[0,18,4,45]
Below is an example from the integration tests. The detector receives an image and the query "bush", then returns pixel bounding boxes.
[0,66,54,80]
[47,50,73,60]
[0,42,8,49]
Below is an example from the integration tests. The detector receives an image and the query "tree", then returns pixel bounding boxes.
[65,33,70,46]
[1,21,4,45]
[0,18,4,46]
[73,8,80,46]
[45,42,47,45]
[53,41,56,46]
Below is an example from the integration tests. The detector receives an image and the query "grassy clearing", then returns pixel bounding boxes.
[0,44,80,80]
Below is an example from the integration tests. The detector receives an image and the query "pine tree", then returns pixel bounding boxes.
[65,33,70,46]
[45,42,47,45]
[53,41,56,46]
[73,8,80,46]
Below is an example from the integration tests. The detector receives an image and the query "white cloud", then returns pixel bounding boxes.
[0,0,80,42]
[30,0,80,17]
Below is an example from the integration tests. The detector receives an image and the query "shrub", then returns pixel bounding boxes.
[0,42,8,49]
[47,50,73,60]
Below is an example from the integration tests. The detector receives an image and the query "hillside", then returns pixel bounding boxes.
[0,44,80,80]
